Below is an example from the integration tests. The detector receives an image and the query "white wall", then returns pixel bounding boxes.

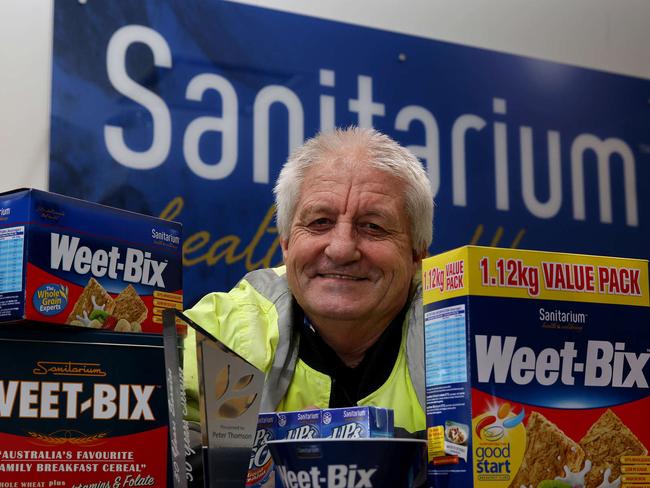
[235,0,650,79]
[1,0,649,194]
[0,0,53,193]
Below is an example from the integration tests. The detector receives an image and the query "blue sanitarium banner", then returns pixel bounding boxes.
[50,0,650,307]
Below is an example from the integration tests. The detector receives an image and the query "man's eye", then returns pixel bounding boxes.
[309,218,332,228]
[360,222,384,232]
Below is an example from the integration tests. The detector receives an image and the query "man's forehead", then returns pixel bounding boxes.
[298,199,396,218]
[296,171,405,220]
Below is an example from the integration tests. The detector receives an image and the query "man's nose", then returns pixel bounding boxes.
[324,223,361,264]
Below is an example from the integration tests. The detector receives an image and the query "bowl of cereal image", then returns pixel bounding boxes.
[445,423,468,446]
[267,438,427,488]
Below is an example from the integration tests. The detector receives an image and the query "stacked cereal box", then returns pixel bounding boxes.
[0,322,172,486]
[0,188,182,332]
[423,246,649,488]
[0,189,182,486]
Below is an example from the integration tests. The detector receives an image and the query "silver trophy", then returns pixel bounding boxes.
[163,309,264,488]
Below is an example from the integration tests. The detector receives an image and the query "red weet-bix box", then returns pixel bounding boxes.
[423,246,649,488]
[0,189,182,333]
[0,323,172,486]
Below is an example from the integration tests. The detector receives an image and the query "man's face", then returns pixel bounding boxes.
[281,160,421,328]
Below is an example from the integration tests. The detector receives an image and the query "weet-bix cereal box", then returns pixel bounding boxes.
[247,413,277,488]
[0,323,172,486]
[0,189,182,333]
[321,407,394,439]
[423,246,650,488]
[276,410,321,440]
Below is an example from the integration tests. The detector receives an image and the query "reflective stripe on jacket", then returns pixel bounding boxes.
[184,267,426,433]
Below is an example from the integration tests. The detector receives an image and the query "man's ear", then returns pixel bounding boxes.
[413,247,427,265]
[280,237,289,261]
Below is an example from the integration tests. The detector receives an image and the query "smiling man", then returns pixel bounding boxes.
[184,127,434,436]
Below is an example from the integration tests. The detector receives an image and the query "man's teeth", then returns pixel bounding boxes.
[320,274,362,280]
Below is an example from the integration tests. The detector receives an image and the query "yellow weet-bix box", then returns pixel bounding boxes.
[423,246,649,488]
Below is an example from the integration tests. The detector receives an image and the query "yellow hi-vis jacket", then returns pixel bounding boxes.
[183,266,426,434]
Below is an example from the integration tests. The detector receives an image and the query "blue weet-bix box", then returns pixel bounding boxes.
[321,406,394,439]
[276,410,321,440]
[423,246,650,488]
[0,188,182,333]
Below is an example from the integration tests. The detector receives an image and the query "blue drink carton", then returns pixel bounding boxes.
[246,413,277,487]
[276,410,321,440]
[321,406,394,439]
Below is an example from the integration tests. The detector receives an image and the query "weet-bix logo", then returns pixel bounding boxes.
[276,464,377,488]
[0,381,156,421]
[50,233,167,287]
[475,335,649,388]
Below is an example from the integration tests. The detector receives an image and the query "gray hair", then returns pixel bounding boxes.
[273,127,434,253]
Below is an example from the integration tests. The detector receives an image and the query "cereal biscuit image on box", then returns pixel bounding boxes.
[509,411,585,488]
[113,284,148,325]
[580,409,648,488]
[66,277,115,326]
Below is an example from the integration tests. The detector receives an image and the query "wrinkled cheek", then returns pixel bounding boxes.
[283,263,303,295]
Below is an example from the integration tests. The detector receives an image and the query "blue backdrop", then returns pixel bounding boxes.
[50,1,650,307]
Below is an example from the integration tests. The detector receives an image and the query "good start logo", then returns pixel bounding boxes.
[475,401,525,441]
[472,402,527,486]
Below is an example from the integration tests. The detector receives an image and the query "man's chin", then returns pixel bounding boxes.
[305,301,371,323]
